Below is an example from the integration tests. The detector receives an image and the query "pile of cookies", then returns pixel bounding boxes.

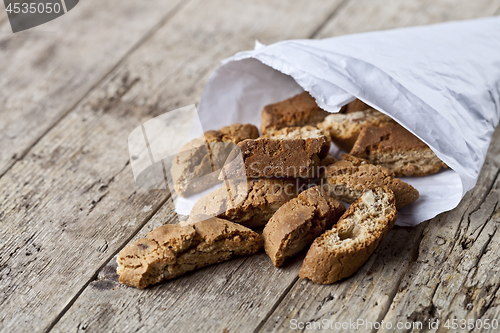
[117,92,446,289]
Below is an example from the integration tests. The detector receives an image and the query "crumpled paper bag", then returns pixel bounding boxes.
[177,17,500,226]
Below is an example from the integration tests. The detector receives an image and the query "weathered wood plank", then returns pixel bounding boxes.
[377,132,500,332]
[315,0,500,39]
[256,0,500,332]
[0,0,345,332]
[0,7,7,27]
[0,0,185,178]
[0,0,189,331]
[53,1,500,333]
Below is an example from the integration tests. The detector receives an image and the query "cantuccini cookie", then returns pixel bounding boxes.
[263,186,345,267]
[343,98,370,113]
[182,178,299,228]
[299,187,397,284]
[350,123,447,177]
[117,218,261,289]
[317,109,393,151]
[324,154,419,209]
[260,92,329,134]
[223,126,330,179]
[171,123,259,197]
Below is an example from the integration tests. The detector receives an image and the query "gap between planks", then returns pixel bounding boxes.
[308,0,349,39]
[0,0,190,180]
[33,1,193,331]
[44,194,171,333]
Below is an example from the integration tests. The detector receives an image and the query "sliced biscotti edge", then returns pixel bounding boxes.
[263,185,345,267]
[171,123,259,197]
[233,126,330,178]
[299,187,397,284]
[182,178,299,228]
[317,108,393,152]
[117,218,261,289]
[325,154,419,209]
[260,91,329,134]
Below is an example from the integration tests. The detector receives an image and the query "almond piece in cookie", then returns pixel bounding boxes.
[171,123,259,197]
[117,218,261,289]
[260,91,329,134]
[182,178,299,228]
[263,185,345,267]
[324,154,419,210]
[299,187,397,284]
[350,123,447,177]
[317,109,393,152]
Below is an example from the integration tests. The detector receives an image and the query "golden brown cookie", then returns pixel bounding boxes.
[299,187,397,284]
[224,126,330,179]
[263,185,345,267]
[117,218,261,289]
[350,123,447,177]
[260,92,329,134]
[171,123,259,197]
[182,178,299,228]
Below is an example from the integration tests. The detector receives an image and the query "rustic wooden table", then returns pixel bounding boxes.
[1,0,500,332]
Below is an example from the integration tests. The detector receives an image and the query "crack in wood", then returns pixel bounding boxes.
[85,161,130,217]
[309,0,350,39]
[253,276,300,333]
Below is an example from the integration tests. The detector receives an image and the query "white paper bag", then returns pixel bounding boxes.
[180,17,500,226]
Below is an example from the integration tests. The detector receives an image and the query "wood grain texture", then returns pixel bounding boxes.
[0,0,345,332]
[315,0,500,39]
[0,0,185,178]
[1,0,499,332]
[53,1,500,332]
[378,128,500,332]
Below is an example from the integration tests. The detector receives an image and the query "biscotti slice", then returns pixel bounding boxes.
[299,187,397,284]
[260,91,329,134]
[170,136,214,196]
[171,123,259,197]
[343,98,370,113]
[324,154,419,209]
[117,218,261,288]
[263,185,345,267]
[206,123,260,170]
[182,178,299,228]
[350,123,447,177]
[224,126,330,179]
[317,109,393,151]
